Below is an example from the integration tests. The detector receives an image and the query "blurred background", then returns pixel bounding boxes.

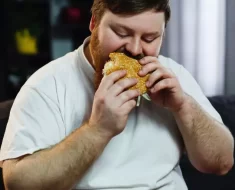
[0,0,235,102]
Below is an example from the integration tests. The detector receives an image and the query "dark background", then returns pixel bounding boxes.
[1,0,93,102]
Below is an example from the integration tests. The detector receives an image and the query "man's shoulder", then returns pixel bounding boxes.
[24,50,78,90]
[158,55,182,72]
[158,55,196,81]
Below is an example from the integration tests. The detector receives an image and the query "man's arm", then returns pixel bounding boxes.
[3,123,112,190]
[3,70,139,190]
[173,94,234,175]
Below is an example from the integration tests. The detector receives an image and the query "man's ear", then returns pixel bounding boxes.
[89,16,96,32]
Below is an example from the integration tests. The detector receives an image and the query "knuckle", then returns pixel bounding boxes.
[117,71,123,79]
[109,71,121,80]
[109,73,116,81]
[117,80,126,89]
[116,110,123,117]
[129,100,136,108]
[106,74,115,82]
[99,97,106,104]
[157,67,164,73]
[128,90,139,99]
[159,80,165,87]
[127,90,135,97]
[118,78,135,88]
[141,57,147,62]
[120,91,132,101]
[117,70,126,77]
[95,93,105,104]
[126,91,133,98]
[174,78,179,84]
[164,79,171,87]
[123,92,130,101]
[167,78,172,85]
[153,58,158,64]
[155,82,161,90]
[148,76,154,85]
[149,65,156,72]
[145,64,152,71]
[158,83,163,89]
[132,100,137,107]
[151,61,158,67]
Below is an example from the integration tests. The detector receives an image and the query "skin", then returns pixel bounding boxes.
[2,8,234,190]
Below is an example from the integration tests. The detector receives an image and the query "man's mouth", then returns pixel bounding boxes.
[113,50,145,60]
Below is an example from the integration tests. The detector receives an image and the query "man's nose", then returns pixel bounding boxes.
[125,38,143,58]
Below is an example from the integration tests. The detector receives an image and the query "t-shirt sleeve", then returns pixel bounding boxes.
[176,64,223,123]
[0,85,65,167]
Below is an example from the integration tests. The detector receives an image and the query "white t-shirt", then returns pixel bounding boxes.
[0,37,222,190]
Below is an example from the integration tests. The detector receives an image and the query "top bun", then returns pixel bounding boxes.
[103,52,149,95]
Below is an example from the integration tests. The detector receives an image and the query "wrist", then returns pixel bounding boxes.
[86,121,114,142]
[172,94,195,131]
[173,93,192,116]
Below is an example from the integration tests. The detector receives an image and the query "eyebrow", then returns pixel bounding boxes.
[111,23,161,36]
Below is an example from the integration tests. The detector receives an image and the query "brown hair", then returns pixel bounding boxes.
[91,0,171,26]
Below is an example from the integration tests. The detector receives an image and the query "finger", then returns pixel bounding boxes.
[150,78,176,93]
[116,89,140,107]
[139,56,159,65]
[120,99,137,115]
[147,68,173,88]
[109,78,139,97]
[100,70,126,90]
[138,62,160,76]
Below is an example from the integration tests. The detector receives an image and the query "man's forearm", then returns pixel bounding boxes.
[173,94,234,175]
[5,123,112,190]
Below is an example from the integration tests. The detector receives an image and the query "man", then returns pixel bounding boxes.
[0,0,234,189]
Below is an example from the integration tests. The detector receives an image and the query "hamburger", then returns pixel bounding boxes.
[103,52,151,105]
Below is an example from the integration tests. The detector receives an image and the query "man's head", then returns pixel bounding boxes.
[88,0,171,89]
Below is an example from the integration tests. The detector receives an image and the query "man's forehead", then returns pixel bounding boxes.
[101,9,165,32]
[102,9,165,21]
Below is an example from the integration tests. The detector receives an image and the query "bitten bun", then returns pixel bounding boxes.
[103,52,149,95]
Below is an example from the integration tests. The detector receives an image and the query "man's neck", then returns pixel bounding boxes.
[84,43,96,70]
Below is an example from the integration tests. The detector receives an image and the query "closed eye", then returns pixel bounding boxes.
[111,28,129,38]
[143,36,160,43]
[143,38,156,43]
[116,32,129,38]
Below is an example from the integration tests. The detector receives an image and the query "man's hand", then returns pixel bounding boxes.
[138,56,234,175]
[138,56,186,112]
[89,70,140,138]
